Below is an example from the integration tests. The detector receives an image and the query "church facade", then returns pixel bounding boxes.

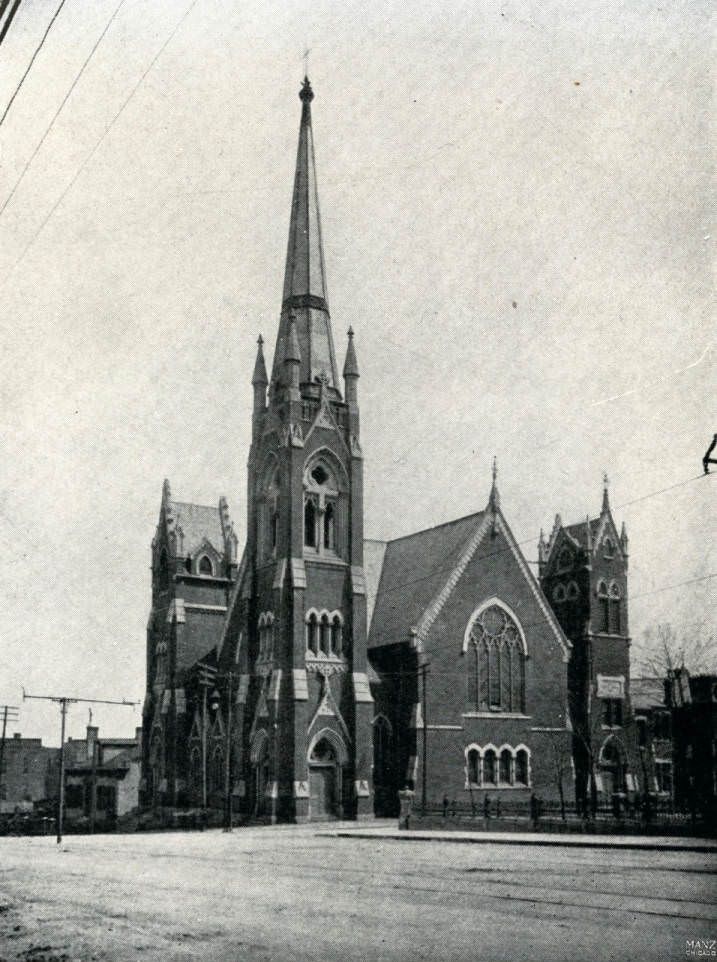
[141,80,639,821]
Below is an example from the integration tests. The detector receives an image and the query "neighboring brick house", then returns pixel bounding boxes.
[0,734,58,813]
[631,677,674,801]
[64,725,142,824]
[667,670,717,819]
[539,482,641,811]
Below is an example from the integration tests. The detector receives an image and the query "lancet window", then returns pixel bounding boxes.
[303,459,341,556]
[466,603,526,713]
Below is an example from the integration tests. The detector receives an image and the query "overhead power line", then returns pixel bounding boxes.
[0,0,68,126]
[0,0,199,290]
[0,0,129,218]
[368,472,711,606]
[0,0,23,48]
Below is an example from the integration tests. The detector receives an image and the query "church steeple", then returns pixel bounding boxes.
[271,77,340,394]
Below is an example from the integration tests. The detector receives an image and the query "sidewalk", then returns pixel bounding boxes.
[320,824,717,854]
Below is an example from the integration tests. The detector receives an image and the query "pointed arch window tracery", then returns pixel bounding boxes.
[466,603,526,713]
[303,456,343,557]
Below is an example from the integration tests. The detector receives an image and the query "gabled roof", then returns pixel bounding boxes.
[170,501,225,558]
[368,512,485,647]
[563,518,600,550]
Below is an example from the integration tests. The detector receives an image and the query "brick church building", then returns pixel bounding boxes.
[141,79,639,821]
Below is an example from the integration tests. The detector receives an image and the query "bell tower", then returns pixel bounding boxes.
[237,79,373,822]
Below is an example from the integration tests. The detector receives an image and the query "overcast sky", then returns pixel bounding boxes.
[0,0,713,746]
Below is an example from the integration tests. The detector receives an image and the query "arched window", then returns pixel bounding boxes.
[373,717,393,787]
[466,603,526,713]
[553,584,566,603]
[267,468,280,556]
[483,749,497,785]
[499,748,512,784]
[158,549,169,588]
[557,547,573,572]
[199,555,213,576]
[604,537,614,559]
[304,457,341,556]
[567,581,579,601]
[306,612,319,654]
[515,749,529,785]
[210,746,224,793]
[320,612,331,655]
[258,613,274,660]
[467,749,480,786]
[304,498,317,548]
[189,747,202,800]
[609,582,621,634]
[331,614,343,655]
[324,501,335,551]
[597,581,609,633]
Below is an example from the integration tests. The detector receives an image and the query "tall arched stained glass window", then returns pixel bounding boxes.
[466,604,526,713]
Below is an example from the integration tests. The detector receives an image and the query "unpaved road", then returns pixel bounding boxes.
[1,823,715,961]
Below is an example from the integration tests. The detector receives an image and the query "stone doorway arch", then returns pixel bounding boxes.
[307,728,348,820]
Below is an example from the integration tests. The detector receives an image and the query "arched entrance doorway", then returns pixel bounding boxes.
[599,737,628,796]
[250,731,270,817]
[307,730,347,820]
[373,715,397,816]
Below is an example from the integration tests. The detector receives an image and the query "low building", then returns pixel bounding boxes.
[64,725,142,827]
[0,734,59,813]
[630,677,674,803]
[667,670,717,819]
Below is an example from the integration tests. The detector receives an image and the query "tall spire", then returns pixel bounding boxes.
[602,472,610,513]
[489,457,500,512]
[271,78,339,393]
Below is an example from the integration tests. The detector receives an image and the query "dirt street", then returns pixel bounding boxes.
[1,823,715,961]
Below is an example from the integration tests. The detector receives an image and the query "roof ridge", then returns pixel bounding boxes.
[171,500,222,511]
[383,510,485,546]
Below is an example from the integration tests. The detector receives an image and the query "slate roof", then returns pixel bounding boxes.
[631,677,667,711]
[171,501,225,558]
[368,512,484,648]
[563,517,600,549]
[364,539,388,630]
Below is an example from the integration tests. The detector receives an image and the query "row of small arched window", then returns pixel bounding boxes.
[465,745,530,787]
[306,609,344,657]
[258,612,274,659]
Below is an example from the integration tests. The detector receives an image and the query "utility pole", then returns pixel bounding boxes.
[223,671,234,832]
[22,691,137,844]
[198,664,216,810]
[419,661,429,815]
[0,704,20,803]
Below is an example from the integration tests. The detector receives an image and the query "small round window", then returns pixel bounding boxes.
[311,465,328,485]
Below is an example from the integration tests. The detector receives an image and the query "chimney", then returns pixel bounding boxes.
[87,725,99,762]
[13,732,20,740]
[135,727,143,746]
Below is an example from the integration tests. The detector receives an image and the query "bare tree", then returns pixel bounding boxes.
[634,623,716,678]
[544,730,570,821]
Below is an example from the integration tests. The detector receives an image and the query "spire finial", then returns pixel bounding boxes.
[252,333,268,386]
[343,326,359,379]
[489,457,500,511]
[602,472,610,512]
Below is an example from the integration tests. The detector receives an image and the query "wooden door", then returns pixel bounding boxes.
[309,766,335,818]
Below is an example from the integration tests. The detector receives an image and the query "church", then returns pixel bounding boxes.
[141,79,640,822]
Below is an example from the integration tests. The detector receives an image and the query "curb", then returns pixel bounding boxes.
[322,830,717,855]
